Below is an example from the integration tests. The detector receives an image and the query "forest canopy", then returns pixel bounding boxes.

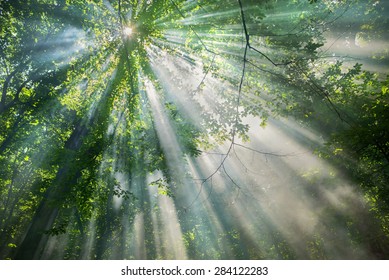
[0,0,389,259]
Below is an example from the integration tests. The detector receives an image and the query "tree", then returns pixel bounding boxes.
[1,0,388,260]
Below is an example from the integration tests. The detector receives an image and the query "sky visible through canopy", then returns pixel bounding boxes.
[0,0,389,259]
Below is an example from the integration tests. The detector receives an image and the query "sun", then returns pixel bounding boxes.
[123,26,133,37]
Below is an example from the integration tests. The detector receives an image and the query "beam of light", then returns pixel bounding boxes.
[146,46,206,127]
[40,211,81,259]
[147,172,188,259]
[144,78,187,182]
[2,0,389,261]
[179,113,379,258]
[103,0,116,14]
[226,115,377,258]
[146,43,240,115]
[151,36,186,49]
[142,38,384,258]
[128,213,146,259]
[263,10,309,20]
[29,27,92,68]
[322,34,389,75]
[143,79,190,258]
[177,8,241,25]
[147,172,164,258]
[156,190,188,259]
[81,216,98,259]
[161,29,244,54]
[38,60,119,259]
[0,53,117,258]
[183,158,235,258]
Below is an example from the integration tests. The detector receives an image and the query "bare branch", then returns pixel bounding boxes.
[233,142,302,157]
[222,163,241,189]
[238,0,292,67]
[184,0,302,210]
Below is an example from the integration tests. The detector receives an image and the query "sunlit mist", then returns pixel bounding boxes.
[1,0,388,261]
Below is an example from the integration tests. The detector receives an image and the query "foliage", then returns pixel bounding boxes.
[0,0,388,260]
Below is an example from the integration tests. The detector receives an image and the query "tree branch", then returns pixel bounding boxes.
[238,0,292,67]
[233,142,300,157]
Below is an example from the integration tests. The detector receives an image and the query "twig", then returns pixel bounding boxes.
[233,143,301,157]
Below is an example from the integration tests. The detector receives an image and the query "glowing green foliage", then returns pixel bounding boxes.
[0,0,388,260]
